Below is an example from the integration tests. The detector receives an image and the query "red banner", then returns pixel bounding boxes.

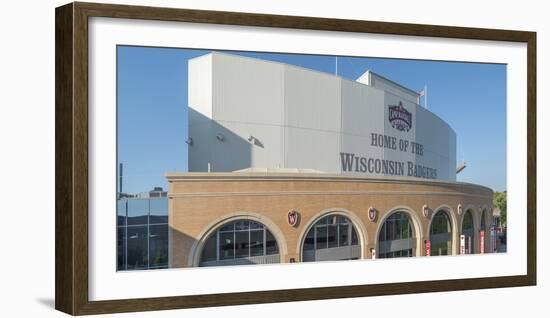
[425,240,431,256]
[480,230,485,254]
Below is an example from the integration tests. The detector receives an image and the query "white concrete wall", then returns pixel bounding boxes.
[211,53,285,126]
[188,54,213,171]
[210,53,286,171]
[340,79,385,172]
[284,65,342,171]
[187,52,456,180]
[415,104,455,180]
[188,54,212,118]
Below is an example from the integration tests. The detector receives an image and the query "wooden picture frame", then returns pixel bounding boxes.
[55,1,536,315]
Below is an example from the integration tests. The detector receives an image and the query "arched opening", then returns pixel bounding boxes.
[429,210,452,256]
[302,214,360,262]
[199,219,280,266]
[480,209,489,253]
[461,210,475,254]
[378,211,416,258]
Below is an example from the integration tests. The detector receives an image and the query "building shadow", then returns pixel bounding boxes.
[169,225,200,268]
[188,108,253,172]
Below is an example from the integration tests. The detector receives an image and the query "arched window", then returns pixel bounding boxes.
[378,211,416,258]
[461,210,475,254]
[429,210,452,256]
[200,219,279,266]
[302,214,360,262]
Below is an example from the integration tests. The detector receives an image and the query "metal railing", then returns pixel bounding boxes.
[303,245,361,262]
[200,254,280,267]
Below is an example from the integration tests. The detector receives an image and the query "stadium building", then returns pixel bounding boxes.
[166,52,493,268]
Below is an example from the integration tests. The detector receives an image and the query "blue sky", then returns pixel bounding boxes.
[117,46,506,194]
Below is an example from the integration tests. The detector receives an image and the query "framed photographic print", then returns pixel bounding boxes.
[55,1,536,315]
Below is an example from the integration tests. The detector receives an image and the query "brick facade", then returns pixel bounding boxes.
[167,173,493,268]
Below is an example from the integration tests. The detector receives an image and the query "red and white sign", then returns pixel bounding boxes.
[368,207,377,222]
[480,230,485,254]
[425,239,431,256]
[287,210,299,227]
[422,204,430,218]
[460,234,465,255]
[371,248,376,260]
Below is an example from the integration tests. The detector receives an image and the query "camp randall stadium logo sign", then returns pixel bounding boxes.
[388,101,412,132]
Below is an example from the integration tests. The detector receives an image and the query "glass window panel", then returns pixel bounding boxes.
[117,199,127,226]
[327,225,337,248]
[381,248,414,259]
[336,215,348,224]
[316,226,327,249]
[117,226,126,270]
[380,222,388,241]
[219,223,234,232]
[149,215,168,224]
[431,242,449,256]
[400,219,411,239]
[431,211,451,235]
[339,224,349,246]
[431,216,439,234]
[149,224,168,268]
[201,233,218,262]
[433,221,442,235]
[266,230,279,255]
[149,198,168,224]
[398,221,403,239]
[381,212,413,241]
[235,230,249,258]
[396,219,403,239]
[387,220,397,240]
[126,226,148,269]
[127,199,149,226]
[398,220,404,239]
[249,221,263,229]
[379,224,386,242]
[250,230,264,256]
[351,226,358,245]
[317,217,327,225]
[463,211,474,230]
[304,228,315,251]
[219,232,234,259]
[235,220,250,231]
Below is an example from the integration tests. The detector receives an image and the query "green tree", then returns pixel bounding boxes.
[493,191,507,226]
